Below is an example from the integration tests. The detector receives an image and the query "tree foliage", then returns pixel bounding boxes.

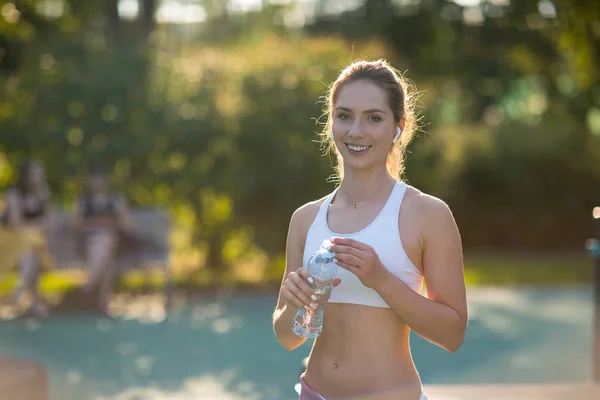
[0,0,598,276]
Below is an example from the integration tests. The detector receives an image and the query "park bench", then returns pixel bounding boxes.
[45,206,174,309]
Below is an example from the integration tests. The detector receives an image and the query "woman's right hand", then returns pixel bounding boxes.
[280,267,341,310]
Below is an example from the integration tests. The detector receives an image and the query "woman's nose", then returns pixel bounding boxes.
[348,122,364,138]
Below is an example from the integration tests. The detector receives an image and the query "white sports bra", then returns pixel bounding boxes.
[303,180,424,308]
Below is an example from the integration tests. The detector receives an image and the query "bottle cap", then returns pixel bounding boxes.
[321,239,333,250]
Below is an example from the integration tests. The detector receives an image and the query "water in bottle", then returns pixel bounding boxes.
[292,239,338,339]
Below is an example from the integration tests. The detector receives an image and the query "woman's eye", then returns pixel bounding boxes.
[368,115,381,122]
[336,113,350,120]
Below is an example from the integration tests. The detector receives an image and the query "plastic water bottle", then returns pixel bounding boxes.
[292,239,338,339]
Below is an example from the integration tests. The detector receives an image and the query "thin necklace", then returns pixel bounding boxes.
[342,181,391,209]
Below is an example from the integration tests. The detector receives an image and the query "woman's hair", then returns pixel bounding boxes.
[15,158,44,195]
[319,59,421,182]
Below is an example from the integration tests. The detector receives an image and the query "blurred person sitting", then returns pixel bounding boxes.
[0,158,54,316]
[71,164,132,314]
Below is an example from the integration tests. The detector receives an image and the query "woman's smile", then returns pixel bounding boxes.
[345,142,372,154]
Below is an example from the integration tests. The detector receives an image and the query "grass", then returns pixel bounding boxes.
[0,251,594,298]
[463,251,593,286]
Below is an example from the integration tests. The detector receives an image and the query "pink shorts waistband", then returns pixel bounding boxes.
[298,375,428,400]
[299,376,327,400]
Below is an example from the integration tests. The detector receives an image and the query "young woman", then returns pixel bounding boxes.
[273,60,468,400]
[71,165,132,314]
[0,159,54,316]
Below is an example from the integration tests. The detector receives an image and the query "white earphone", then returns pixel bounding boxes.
[392,127,402,143]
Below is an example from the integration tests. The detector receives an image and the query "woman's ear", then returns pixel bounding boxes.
[392,127,401,143]
[393,119,407,144]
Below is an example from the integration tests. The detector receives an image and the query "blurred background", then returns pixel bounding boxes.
[0,0,599,399]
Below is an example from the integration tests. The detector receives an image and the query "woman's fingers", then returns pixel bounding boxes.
[330,237,371,251]
[294,269,317,296]
[334,259,360,275]
[283,268,342,309]
[334,253,362,268]
[330,244,358,255]
[282,286,307,309]
[283,273,313,306]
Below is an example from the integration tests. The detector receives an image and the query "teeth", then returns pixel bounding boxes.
[348,144,370,152]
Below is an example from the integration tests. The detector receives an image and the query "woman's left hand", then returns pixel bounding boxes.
[330,237,389,290]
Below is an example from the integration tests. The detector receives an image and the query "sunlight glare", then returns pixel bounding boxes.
[463,7,484,25]
[452,0,481,6]
[36,0,67,19]
[538,0,557,18]
[156,1,206,24]
[453,0,510,7]
[118,0,139,20]
[230,0,262,13]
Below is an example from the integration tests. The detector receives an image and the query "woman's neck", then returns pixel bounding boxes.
[340,166,396,205]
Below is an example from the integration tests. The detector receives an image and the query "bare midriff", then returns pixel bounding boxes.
[303,303,423,400]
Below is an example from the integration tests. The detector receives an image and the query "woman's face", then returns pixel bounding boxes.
[331,80,397,173]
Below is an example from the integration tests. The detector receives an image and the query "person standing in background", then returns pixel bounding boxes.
[0,158,54,317]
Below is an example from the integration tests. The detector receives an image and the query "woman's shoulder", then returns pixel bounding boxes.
[403,184,455,222]
[402,184,458,241]
[290,195,329,234]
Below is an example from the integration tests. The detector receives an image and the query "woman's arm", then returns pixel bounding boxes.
[378,197,467,351]
[332,196,467,352]
[273,206,310,351]
[273,201,333,351]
